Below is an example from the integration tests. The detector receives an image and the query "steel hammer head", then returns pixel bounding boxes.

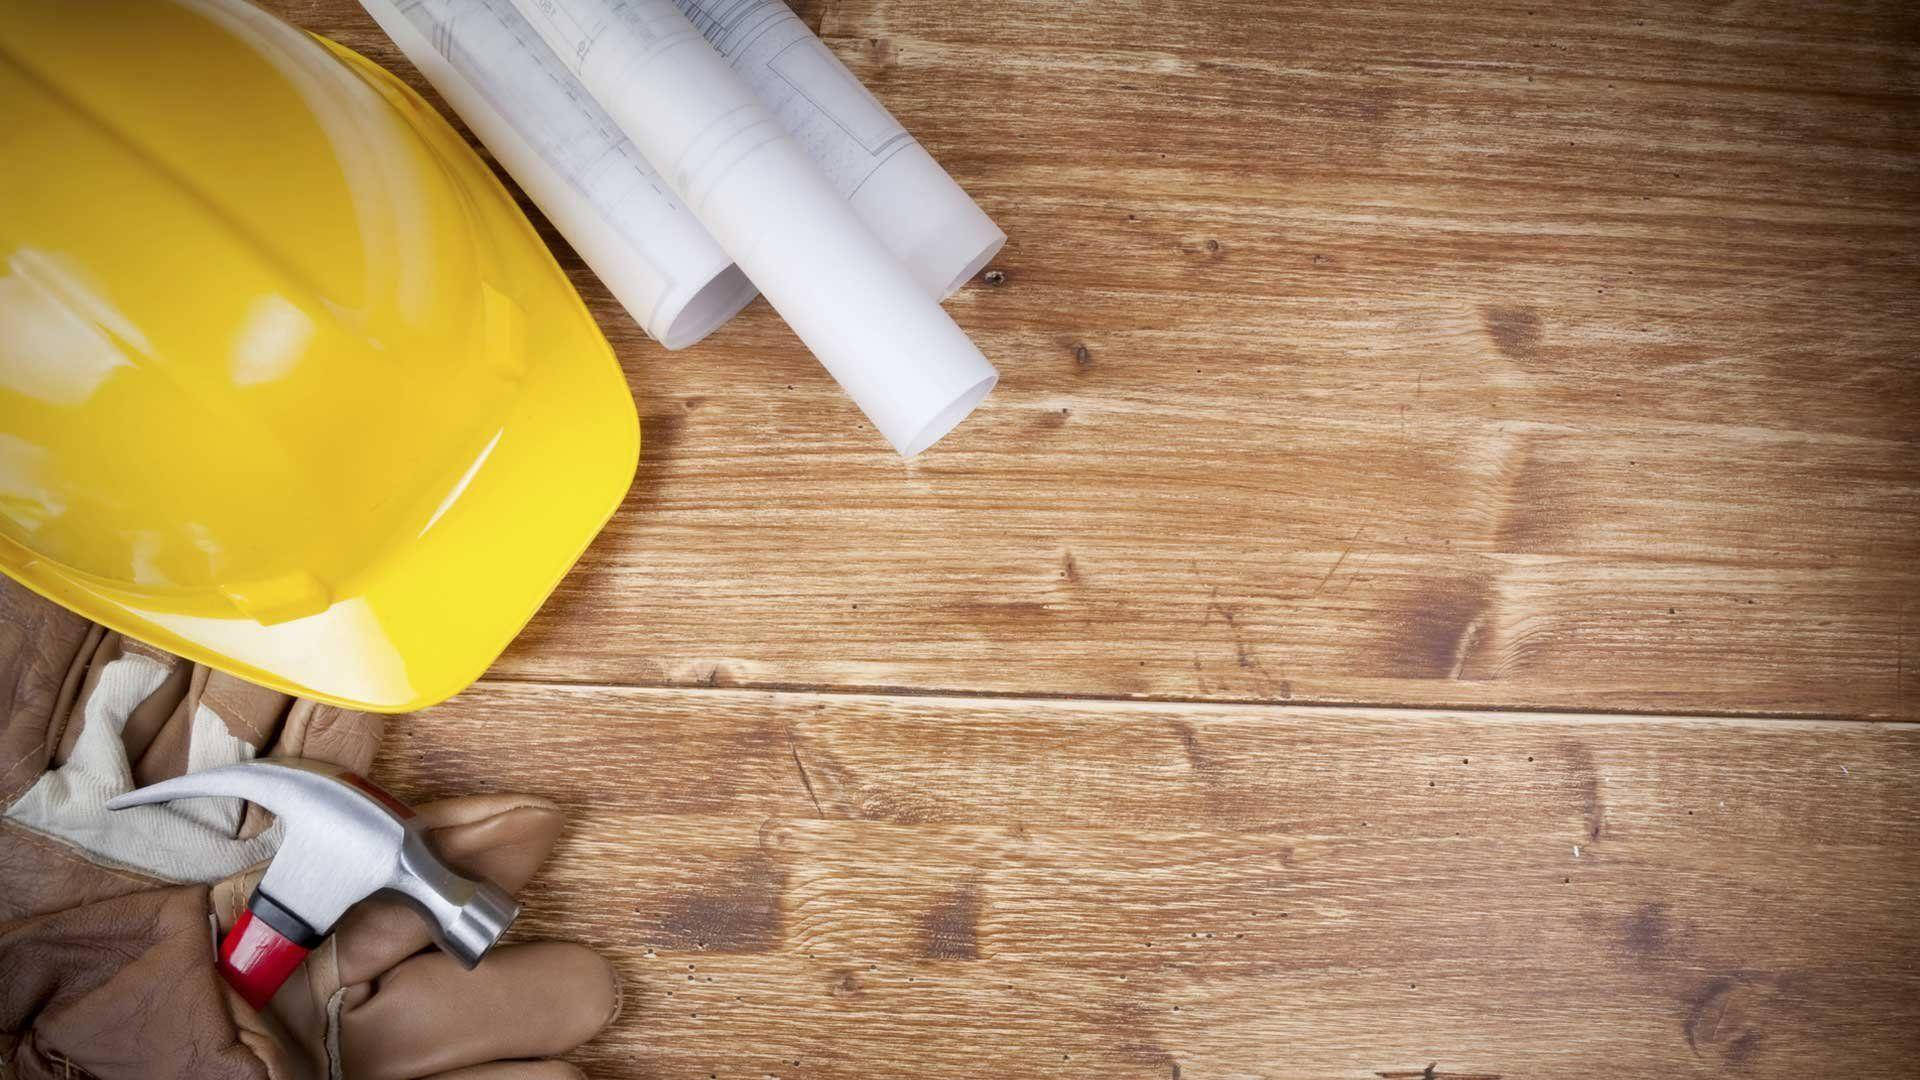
[107,758,518,968]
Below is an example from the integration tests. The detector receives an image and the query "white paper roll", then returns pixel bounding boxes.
[358,0,757,349]
[511,0,998,456]
[672,0,1005,299]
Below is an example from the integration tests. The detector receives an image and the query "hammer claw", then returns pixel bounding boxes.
[105,757,519,1009]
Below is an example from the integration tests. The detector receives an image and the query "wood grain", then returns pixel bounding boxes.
[253,0,1920,1073]
[268,0,1920,718]
[380,684,1920,1078]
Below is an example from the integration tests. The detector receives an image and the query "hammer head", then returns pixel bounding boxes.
[107,759,517,968]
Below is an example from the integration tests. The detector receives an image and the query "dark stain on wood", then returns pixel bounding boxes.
[1683,975,1763,1061]
[1559,739,1605,843]
[831,968,862,997]
[1621,901,1671,958]
[648,852,785,952]
[1492,435,1571,555]
[1111,999,1183,1078]
[1171,719,1221,782]
[1378,575,1494,680]
[920,883,984,959]
[1072,341,1094,369]
[1481,305,1542,362]
[1725,1030,1763,1067]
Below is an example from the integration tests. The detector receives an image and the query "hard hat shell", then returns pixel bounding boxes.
[0,0,639,711]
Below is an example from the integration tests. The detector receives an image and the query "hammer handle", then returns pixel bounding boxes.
[219,907,312,1010]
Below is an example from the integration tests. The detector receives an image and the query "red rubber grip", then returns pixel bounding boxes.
[218,908,310,1010]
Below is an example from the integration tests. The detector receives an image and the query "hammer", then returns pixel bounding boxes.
[107,758,520,1010]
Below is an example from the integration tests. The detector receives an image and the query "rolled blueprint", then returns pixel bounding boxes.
[673,0,1005,298]
[359,0,756,348]
[360,0,1003,356]
[510,0,998,456]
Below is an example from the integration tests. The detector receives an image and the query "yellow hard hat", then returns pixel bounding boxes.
[0,0,638,711]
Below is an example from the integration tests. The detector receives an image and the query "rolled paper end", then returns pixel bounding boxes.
[896,370,998,458]
[654,264,760,351]
[829,334,998,458]
[931,217,1008,300]
[943,231,1008,299]
[884,195,1007,301]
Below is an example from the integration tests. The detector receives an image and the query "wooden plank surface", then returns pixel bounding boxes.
[272,0,1920,718]
[382,685,1920,1078]
[257,0,1920,1074]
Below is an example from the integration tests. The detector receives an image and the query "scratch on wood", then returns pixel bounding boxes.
[1314,527,1365,596]
[1377,1067,1501,1080]
[787,724,825,818]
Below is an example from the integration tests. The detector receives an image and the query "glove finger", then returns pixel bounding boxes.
[332,795,565,985]
[340,942,618,1080]
[262,697,384,776]
[424,1061,588,1080]
[99,643,190,775]
[126,668,265,784]
[127,669,294,839]
[44,633,182,783]
[10,630,183,856]
[0,573,97,804]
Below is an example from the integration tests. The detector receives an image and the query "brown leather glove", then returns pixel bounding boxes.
[0,581,618,1079]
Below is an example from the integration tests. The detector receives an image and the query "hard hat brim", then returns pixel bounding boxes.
[0,342,639,713]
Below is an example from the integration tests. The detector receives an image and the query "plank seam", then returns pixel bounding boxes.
[467,674,1917,726]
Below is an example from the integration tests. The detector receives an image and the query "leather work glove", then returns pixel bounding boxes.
[0,581,619,1080]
